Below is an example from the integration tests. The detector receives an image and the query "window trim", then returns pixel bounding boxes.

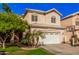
[31,15,38,22]
[51,16,56,23]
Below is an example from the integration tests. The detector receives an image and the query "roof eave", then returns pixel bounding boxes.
[46,8,63,16]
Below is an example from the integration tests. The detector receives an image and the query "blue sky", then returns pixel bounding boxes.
[0,3,79,18]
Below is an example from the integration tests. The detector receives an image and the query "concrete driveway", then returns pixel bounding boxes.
[41,44,79,55]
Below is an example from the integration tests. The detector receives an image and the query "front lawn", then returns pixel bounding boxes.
[0,46,54,55]
[26,48,53,55]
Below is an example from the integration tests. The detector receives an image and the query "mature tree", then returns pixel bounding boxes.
[0,13,27,49]
[0,22,11,49]
[2,3,13,43]
[2,3,29,44]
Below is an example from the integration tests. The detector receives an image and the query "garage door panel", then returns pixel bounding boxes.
[42,33,62,44]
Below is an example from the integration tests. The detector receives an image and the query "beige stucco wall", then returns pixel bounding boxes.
[61,15,79,28]
[61,18,73,28]
[23,11,63,34]
[61,15,79,43]
[73,15,79,39]
[31,27,62,33]
[23,12,45,25]
[74,15,79,28]
[23,11,61,27]
[61,17,73,43]
[45,12,61,26]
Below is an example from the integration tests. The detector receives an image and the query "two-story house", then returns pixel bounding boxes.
[61,12,79,43]
[23,8,64,44]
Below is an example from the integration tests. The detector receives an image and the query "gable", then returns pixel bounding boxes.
[46,9,62,16]
[23,8,62,18]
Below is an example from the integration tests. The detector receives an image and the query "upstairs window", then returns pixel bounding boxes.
[31,15,38,22]
[76,21,79,26]
[51,16,56,23]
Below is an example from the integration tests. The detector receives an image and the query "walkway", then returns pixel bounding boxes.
[41,44,79,55]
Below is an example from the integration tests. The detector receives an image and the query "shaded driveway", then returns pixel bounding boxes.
[41,44,79,55]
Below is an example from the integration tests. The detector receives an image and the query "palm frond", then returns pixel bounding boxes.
[2,3,12,14]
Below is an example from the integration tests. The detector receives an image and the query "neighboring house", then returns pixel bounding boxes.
[23,8,64,44]
[61,12,79,43]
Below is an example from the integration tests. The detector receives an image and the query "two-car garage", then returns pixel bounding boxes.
[31,27,63,45]
[40,32,63,44]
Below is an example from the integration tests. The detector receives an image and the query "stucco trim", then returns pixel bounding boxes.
[23,8,62,18]
[30,25,65,30]
[62,11,79,21]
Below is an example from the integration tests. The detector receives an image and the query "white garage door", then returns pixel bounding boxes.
[42,32,62,44]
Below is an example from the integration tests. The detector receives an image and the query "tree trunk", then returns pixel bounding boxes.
[36,38,39,47]
[10,30,15,43]
[2,41,5,49]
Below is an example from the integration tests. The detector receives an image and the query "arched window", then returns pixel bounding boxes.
[31,15,38,22]
[51,16,56,23]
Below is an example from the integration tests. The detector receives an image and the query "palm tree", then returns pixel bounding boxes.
[23,29,45,47]
[23,30,36,47]
[35,31,45,47]
[2,3,12,14]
